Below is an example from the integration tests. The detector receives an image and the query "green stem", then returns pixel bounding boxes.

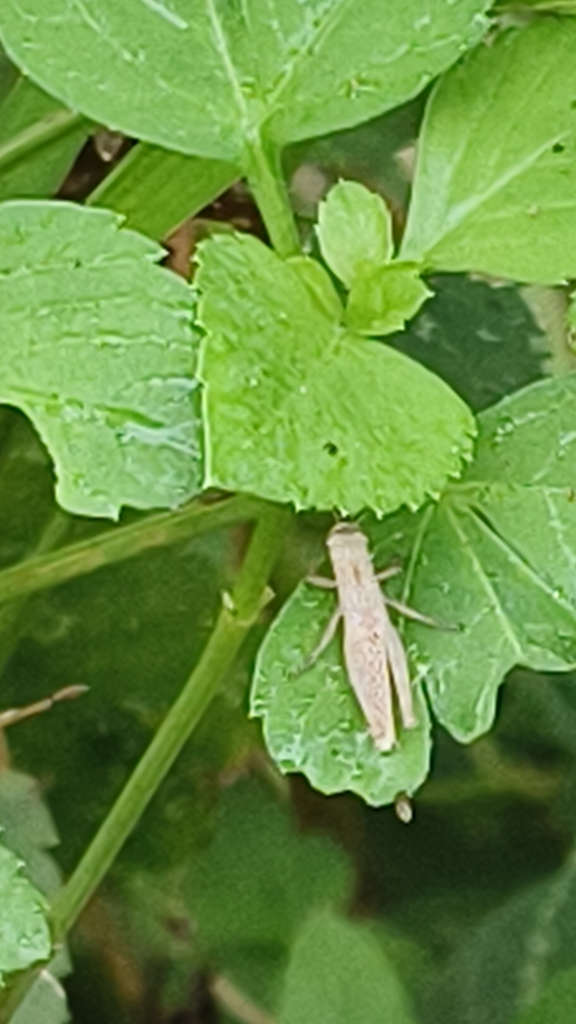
[0,494,258,607]
[0,109,86,173]
[244,133,300,257]
[50,503,290,941]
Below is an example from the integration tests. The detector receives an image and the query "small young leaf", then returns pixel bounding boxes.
[197,232,475,517]
[0,837,51,982]
[251,581,431,805]
[402,19,576,284]
[317,181,394,286]
[0,200,201,518]
[0,0,490,163]
[346,264,432,336]
[279,910,417,1024]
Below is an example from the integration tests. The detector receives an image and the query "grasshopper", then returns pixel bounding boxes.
[307,522,434,753]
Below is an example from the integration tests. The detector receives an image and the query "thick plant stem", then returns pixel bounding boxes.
[244,133,300,258]
[0,494,259,607]
[49,502,291,942]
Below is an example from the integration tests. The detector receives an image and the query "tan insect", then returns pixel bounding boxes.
[307,522,434,753]
[0,684,88,729]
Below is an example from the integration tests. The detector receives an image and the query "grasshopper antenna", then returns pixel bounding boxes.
[0,684,89,729]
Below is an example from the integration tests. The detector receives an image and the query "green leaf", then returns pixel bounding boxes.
[317,181,394,286]
[88,143,238,239]
[401,19,576,284]
[251,580,432,805]
[371,374,576,743]
[469,373,576,488]
[279,910,417,1024]
[0,837,51,982]
[185,780,352,1007]
[197,233,475,516]
[0,200,201,518]
[0,0,490,163]
[315,181,432,335]
[253,374,576,800]
[346,264,432,336]
[0,75,89,203]
[513,968,576,1024]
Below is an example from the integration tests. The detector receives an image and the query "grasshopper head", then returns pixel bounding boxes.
[326,521,369,558]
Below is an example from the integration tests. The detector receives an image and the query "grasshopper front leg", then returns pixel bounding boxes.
[300,602,342,673]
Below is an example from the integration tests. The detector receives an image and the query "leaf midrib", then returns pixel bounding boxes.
[205,0,250,127]
[445,503,524,660]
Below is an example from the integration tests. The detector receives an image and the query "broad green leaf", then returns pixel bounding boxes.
[435,853,576,1024]
[197,233,475,516]
[513,968,576,1024]
[371,374,576,743]
[371,488,576,742]
[401,19,576,284]
[0,0,490,163]
[469,373,576,488]
[0,837,51,982]
[346,264,432,336]
[253,374,576,800]
[88,143,238,239]
[279,910,417,1024]
[0,200,201,518]
[0,76,89,203]
[317,181,394,286]
[391,275,547,412]
[251,580,432,805]
[185,781,352,1008]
